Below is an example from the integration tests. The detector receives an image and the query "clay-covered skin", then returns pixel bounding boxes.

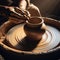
[19,0,41,17]
[19,0,27,10]
[0,0,41,23]
[8,0,41,24]
[27,4,41,17]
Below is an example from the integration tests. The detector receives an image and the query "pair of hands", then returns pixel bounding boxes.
[0,0,41,24]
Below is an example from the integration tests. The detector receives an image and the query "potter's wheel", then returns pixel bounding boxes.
[6,23,60,53]
[0,17,60,54]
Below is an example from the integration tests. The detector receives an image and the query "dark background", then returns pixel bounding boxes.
[31,0,60,20]
[0,0,60,60]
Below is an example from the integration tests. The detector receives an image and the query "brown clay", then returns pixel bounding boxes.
[24,17,45,41]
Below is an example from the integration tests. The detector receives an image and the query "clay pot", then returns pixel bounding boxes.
[24,17,46,41]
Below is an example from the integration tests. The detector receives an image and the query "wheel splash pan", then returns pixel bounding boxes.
[0,17,60,55]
